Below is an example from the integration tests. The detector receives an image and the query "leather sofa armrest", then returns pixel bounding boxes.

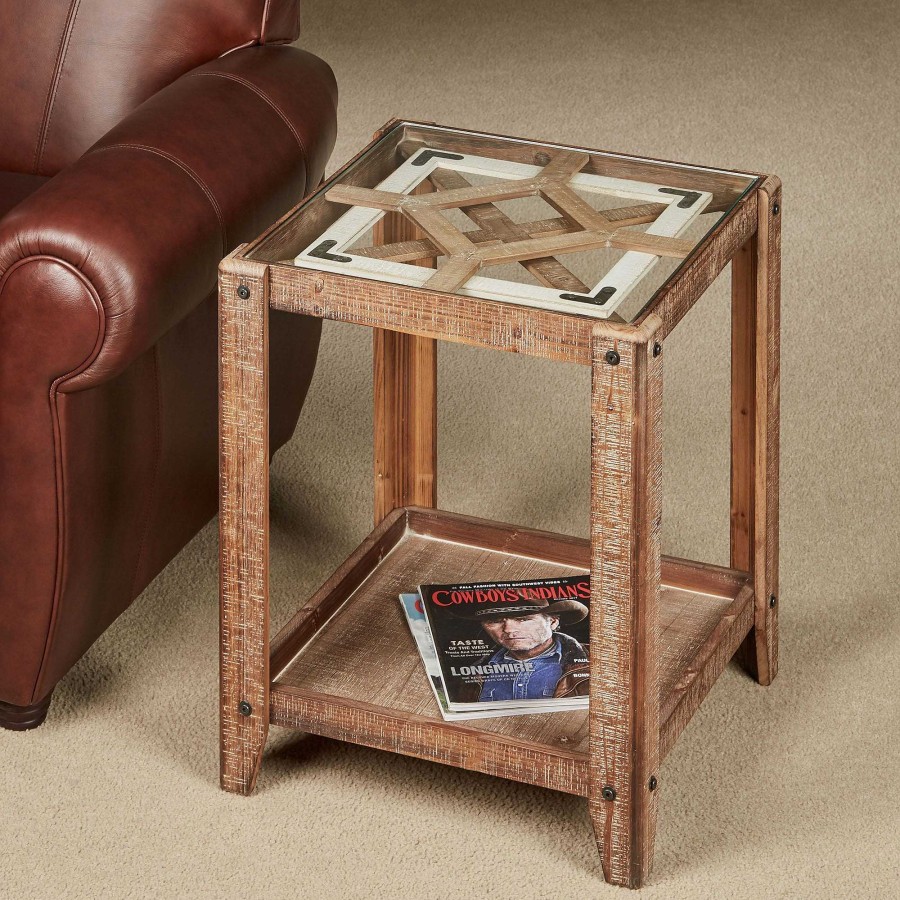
[0,45,337,392]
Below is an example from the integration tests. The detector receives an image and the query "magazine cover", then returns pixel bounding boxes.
[398,594,517,721]
[418,575,591,712]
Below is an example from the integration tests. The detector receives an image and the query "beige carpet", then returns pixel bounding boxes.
[3,1,899,897]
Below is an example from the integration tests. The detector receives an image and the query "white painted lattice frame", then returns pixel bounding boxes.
[293,148,712,319]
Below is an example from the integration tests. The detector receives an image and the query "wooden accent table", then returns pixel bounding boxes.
[218,119,781,889]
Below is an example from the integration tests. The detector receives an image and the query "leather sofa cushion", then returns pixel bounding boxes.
[0,45,336,393]
[0,0,303,175]
[0,172,51,222]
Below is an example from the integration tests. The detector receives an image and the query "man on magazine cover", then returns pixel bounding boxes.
[453,595,589,702]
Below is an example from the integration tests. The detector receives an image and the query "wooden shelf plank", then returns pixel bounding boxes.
[659,581,754,759]
[269,508,752,796]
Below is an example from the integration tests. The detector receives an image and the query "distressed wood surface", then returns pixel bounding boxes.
[658,554,750,595]
[268,263,639,364]
[661,582,754,759]
[730,239,756,573]
[222,118,780,888]
[587,329,663,888]
[270,685,589,795]
[353,204,669,266]
[269,507,750,799]
[540,181,614,232]
[269,509,410,677]
[324,149,696,297]
[244,120,757,312]
[374,182,438,525]
[637,186,759,340]
[373,330,438,523]
[731,176,781,684]
[399,123,756,211]
[428,166,589,293]
[219,252,271,795]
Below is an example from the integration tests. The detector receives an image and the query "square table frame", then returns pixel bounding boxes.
[218,119,781,889]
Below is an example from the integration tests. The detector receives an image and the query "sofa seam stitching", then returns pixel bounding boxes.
[261,0,272,43]
[128,344,163,602]
[220,39,256,57]
[87,143,228,256]
[34,0,83,176]
[186,70,308,164]
[0,257,106,702]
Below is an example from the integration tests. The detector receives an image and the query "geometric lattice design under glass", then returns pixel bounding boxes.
[295,145,712,319]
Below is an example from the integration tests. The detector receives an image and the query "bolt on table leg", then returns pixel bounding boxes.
[587,330,663,888]
[219,254,271,795]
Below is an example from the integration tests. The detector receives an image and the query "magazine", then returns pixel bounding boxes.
[417,575,591,713]
[398,595,517,721]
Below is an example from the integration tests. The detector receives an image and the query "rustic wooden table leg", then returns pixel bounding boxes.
[588,327,663,888]
[730,178,782,685]
[219,254,271,795]
[373,184,437,526]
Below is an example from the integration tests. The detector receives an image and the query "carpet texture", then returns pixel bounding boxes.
[3,1,899,897]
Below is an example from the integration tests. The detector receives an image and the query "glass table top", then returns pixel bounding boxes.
[250,121,759,324]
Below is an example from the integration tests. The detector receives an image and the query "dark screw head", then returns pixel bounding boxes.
[605,349,620,366]
[772,201,780,216]
[238,701,253,717]
[601,785,617,801]
[237,285,251,300]
[769,594,777,609]
[649,776,658,791]
[534,151,551,166]
[653,342,662,357]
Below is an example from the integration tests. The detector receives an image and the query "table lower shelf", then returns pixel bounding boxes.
[269,506,753,796]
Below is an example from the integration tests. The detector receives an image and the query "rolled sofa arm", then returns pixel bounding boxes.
[0,45,337,393]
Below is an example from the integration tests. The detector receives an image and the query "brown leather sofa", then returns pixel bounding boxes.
[0,1,337,729]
